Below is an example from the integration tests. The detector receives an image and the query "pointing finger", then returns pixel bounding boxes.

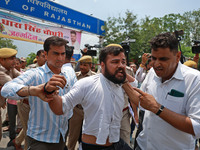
[133,87,146,96]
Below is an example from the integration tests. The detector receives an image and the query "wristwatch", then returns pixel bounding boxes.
[156,105,165,116]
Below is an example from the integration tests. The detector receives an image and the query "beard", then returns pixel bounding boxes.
[104,65,126,84]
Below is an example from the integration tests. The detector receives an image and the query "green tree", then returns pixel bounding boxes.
[26,52,36,66]
[104,9,200,63]
[0,37,17,49]
[104,10,139,63]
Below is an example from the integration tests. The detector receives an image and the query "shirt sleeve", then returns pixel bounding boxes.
[1,69,36,100]
[129,79,138,88]
[135,66,147,83]
[186,75,200,138]
[61,79,85,114]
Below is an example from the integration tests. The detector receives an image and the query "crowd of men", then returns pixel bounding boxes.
[0,32,200,150]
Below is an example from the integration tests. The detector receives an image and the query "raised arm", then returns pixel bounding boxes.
[122,82,140,106]
[16,74,66,115]
[133,87,195,136]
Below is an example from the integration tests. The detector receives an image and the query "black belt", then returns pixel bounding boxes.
[82,142,114,150]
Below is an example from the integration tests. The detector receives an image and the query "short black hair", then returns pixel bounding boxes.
[65,45,74,60]
[70,30,76,35]
[43,36,68,53]
[36,49,45,56]
[99,46,124,63]
[150,32,178,53]
[15,57,21,63]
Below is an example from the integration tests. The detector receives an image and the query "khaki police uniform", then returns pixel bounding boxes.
[184,60,197,69]
[0,48,20,141]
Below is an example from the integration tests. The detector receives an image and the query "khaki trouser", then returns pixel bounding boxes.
[15,100,30,150]
[67,105,84,150]
[120,109,131,146]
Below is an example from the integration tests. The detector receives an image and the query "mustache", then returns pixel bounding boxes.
[56,60,64,63]
[115,67,126,74]
[154,67,163,70]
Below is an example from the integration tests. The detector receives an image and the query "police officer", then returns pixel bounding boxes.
[0,48,20,143]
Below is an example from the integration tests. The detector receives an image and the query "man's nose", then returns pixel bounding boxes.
[118,62,126,68]
[153,60,161,67]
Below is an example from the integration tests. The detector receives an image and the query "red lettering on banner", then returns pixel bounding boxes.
[9,31,38,41]
[24,24,41,33]
[43,29,63,37]
[2,19,22,29]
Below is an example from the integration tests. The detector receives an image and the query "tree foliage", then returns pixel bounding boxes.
[0,37,17,49]
[103,9,200,64]
[26,52,36,66]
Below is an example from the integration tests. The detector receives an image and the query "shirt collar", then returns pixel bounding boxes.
[77,69,93,77]
[100,73,121,88]
[171,62,184,81]
[154,61,184,83]
[43,62,65,75]
[0,64,7,73]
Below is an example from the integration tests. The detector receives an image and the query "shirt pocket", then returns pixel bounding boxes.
[165,94,184,114]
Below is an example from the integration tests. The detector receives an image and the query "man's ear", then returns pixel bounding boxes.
[176,51,182,63]
[100,61,105,73]
[44,51,47,57]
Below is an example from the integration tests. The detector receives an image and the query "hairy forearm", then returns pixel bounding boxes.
[159,107,195,136]
[48,95,64,115]
[17,86,35,97]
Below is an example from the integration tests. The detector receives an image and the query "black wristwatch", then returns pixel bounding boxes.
[156,105,165,116]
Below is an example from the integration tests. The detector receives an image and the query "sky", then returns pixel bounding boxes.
[12,0,200,58]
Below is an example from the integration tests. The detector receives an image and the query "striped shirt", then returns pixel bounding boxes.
[1,63,77,143]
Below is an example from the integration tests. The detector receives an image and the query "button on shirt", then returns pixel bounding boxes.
[76,69,96,80]
[137,62,200,150]
[1,63,76,143]
[62,73,125,145]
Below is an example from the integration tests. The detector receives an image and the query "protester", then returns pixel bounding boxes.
[123,32,200,150]
[8,44,135,150]
[1,36,76,150]
[135,53,152,84]
[129,63,137,75]
[68,55,96,150]
[0,48,20,142]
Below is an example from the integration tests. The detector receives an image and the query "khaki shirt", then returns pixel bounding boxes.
[0,64,21,107]
[76,70,96,80]
[25,63,39,70]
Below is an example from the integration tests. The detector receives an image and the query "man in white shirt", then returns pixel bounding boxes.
[18,44,134,150]
[123,32,200,150]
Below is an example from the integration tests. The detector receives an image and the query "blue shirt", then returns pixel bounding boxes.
[1,63,77,143]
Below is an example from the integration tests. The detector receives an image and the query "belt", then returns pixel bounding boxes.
[123,106,129,112]
[23,99,29,105]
